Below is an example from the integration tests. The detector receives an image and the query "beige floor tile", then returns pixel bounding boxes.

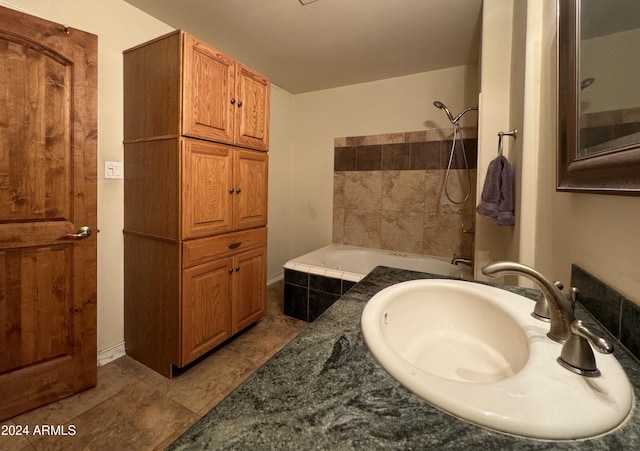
[151,416,196,451]
[0,420,34,451]
[1,280,307,451]
[163,348,258,414]
[223,316,306,365]
[9,360,138,431]
[113,348,255,415]
[111,357,173,397]
[31,380,198,451]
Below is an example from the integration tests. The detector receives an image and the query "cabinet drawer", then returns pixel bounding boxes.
[182,227,267,268]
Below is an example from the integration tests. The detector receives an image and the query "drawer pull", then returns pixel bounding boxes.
[228,241,242,249]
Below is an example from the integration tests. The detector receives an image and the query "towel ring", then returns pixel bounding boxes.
[497,129,517,156]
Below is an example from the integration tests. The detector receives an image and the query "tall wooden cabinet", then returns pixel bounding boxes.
[123,30,270,377]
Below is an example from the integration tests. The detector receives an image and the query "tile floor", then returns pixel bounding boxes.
[0,281,307,451]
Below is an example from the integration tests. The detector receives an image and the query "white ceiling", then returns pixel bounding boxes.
[124,0,483,94]
[581,0,640,39]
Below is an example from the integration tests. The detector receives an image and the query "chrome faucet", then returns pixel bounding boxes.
[451,257,472,267]
[482,261,574,343]
[482,261,613,377]
[558,319,613,377]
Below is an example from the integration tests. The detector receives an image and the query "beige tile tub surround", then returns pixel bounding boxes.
[333,129,477,258]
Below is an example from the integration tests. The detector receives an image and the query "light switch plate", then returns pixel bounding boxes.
[104,161,123,179]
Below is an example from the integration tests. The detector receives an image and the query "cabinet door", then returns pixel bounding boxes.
[182,140,234,238]
[182,33,235,144]
[232,247,266,334]
[234,64,270,151]
[181,257,233,365]
[233,149,268,230]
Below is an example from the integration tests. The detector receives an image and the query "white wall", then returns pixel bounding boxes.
[20,0,640,361]
[527,0,567,280]
[5,0,301,356]
[474,0,519,279]
[4,2,482,354]
[267,85,295,282]
[581,29,640,113]
[289,66,479,262]
[493,0,640,306]
[508,1,528,270]
[538,1,640,304]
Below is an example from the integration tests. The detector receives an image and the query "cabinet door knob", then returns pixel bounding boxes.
[229,188,235,194]
[235,266,240,272]
[230,98,236,105]
[228,268,233,274]
[235,188,241,194]
[237,101,243,107]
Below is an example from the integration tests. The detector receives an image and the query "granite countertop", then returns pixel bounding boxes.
[170,267,640,450]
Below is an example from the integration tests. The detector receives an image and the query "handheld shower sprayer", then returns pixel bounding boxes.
[432,100,479,205]
[433,101,455,124]
[433,101,478,125]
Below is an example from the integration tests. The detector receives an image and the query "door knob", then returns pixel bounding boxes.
[62,226,92,240]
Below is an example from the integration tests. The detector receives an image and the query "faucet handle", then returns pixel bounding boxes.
[532,280,563,322]
[572,319,613,354]
[569,286,579,309]
[557,319,613,377]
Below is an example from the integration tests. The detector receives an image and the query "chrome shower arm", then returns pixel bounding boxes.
[452,106,478,124]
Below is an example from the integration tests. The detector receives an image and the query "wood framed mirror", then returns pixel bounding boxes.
[557,0,640,195]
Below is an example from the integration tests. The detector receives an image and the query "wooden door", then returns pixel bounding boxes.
[234,64,270,151]
[0,7,97,420]
[232,247,266,334]
[181,258,232,365]
[182,139,234,238]
[182,32,236,144]
[233,149,268,230]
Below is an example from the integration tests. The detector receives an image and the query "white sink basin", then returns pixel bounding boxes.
[361,279,634,440]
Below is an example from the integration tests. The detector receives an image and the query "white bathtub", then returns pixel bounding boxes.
[283,244,472,282]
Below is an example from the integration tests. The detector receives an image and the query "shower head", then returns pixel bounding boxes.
[433,100,478,125]
[452,107,478,124]
[433,100,455,123]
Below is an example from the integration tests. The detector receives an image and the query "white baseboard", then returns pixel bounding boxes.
[97,342,126,366]
[267,271,284,285]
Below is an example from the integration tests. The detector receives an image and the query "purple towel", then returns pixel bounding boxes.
[476,155,515,226]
